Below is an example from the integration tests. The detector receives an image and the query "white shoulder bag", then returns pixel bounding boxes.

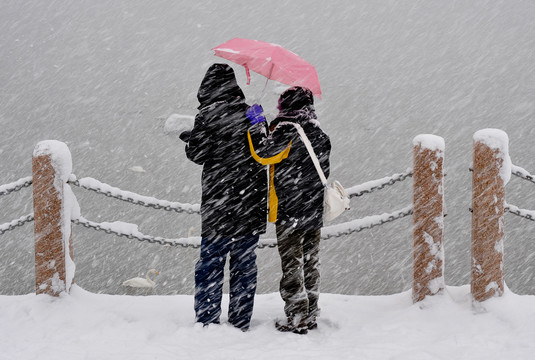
[291,123,350,222]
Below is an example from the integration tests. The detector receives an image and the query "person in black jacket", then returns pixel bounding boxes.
[247,86,331,334]
[182,63,268,331]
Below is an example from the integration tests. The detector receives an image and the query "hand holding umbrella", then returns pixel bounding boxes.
[246,104,266,125]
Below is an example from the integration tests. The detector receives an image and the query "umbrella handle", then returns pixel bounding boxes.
[258,63,274,100]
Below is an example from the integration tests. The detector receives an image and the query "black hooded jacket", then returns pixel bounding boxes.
[186,64,267,238]
[249,87,331,230]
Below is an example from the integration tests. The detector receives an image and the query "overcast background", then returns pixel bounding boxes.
[1,0,535,296]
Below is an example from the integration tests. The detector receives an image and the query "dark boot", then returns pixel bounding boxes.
[306,316,317,330]
[275,317,308,335]
[306,309,319,330]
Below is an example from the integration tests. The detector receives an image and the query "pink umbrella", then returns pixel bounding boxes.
[212,38,321,97]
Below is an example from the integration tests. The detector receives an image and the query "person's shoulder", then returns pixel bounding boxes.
[270,116,296,130]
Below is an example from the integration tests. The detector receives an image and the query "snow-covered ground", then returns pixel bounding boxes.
[1,285,535,360]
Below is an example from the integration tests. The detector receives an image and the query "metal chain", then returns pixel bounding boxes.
[348,170,413,198]
[68,179,200,214]
[71,218,201,248]
[321,206,414,240]
[0,177,33,196]
[512,169,535,185]
[0,214,34,235]
[505,204,535,221]
[73,204,413,248]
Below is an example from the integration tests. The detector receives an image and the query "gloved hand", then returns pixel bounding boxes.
[246,104,266,125]
[179,130,191,142]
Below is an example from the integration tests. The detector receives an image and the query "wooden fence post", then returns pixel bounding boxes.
[412,135,445,303]
[471,129,510,304]
[33,140,75,296]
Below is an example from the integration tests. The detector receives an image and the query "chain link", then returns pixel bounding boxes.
[512,169,535,185]
[73,204,413,248]
[321,206,413,240]
[505,204,535,221]
[0,214,34,235]
[0,177,33,196]
[347,170,413,198]
[68,179,200,214]
[71,217,201,248]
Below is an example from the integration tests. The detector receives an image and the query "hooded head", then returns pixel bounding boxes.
[278,86,314,113]
[197,63,245,109]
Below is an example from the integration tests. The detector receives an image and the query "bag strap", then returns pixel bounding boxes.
[280,122,328,186]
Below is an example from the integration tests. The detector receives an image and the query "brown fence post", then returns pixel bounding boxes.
[412,135,445,303]
[33,140,75,296]
[471,129,510,304]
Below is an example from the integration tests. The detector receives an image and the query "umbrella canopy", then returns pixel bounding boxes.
[212,38,321,97]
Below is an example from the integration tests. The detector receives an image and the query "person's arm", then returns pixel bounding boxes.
[185,113,212,165]
[246,105,296,163]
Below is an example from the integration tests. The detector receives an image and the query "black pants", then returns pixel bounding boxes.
[194,234,259,330]
[276,225,321,324]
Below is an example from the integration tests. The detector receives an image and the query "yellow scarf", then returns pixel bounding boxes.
[247,130,292,222]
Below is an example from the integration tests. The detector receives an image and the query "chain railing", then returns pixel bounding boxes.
[71,205,414,248]
[71,217,202,248]
[321,205,413,240]
[512,164,535,185]
[73,215,277,248]
[345,169,413,198]
[505,204,535,222]
[505,165,535,221]
[0,176,33,196]
[68,175,200,214]
[1,172,414,245]
[0,176,35,236]
[0,213,34,235]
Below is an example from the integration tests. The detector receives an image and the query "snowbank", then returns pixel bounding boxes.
[1,286,535,359]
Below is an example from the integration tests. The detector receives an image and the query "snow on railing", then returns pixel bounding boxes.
[322,206,413,239]
[0,176,35,236]
[72,217,203,247]
[0,170,415,245]
[68,175,200,214]
[0,213,34,235]
[505,203,535,221]
[2,137,446,303]
[505,164,535,222]
[0,176,33,196]
[511,164,535,184]
[345,169,413,198]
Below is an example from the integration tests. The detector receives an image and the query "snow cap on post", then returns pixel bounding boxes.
[473,129,511,185]
[33,140,77,296]
[412,134,445,153]
[33,140,73,185]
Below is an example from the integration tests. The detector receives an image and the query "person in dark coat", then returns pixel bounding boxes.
[247,86,331,334]
[182,63,268,331]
